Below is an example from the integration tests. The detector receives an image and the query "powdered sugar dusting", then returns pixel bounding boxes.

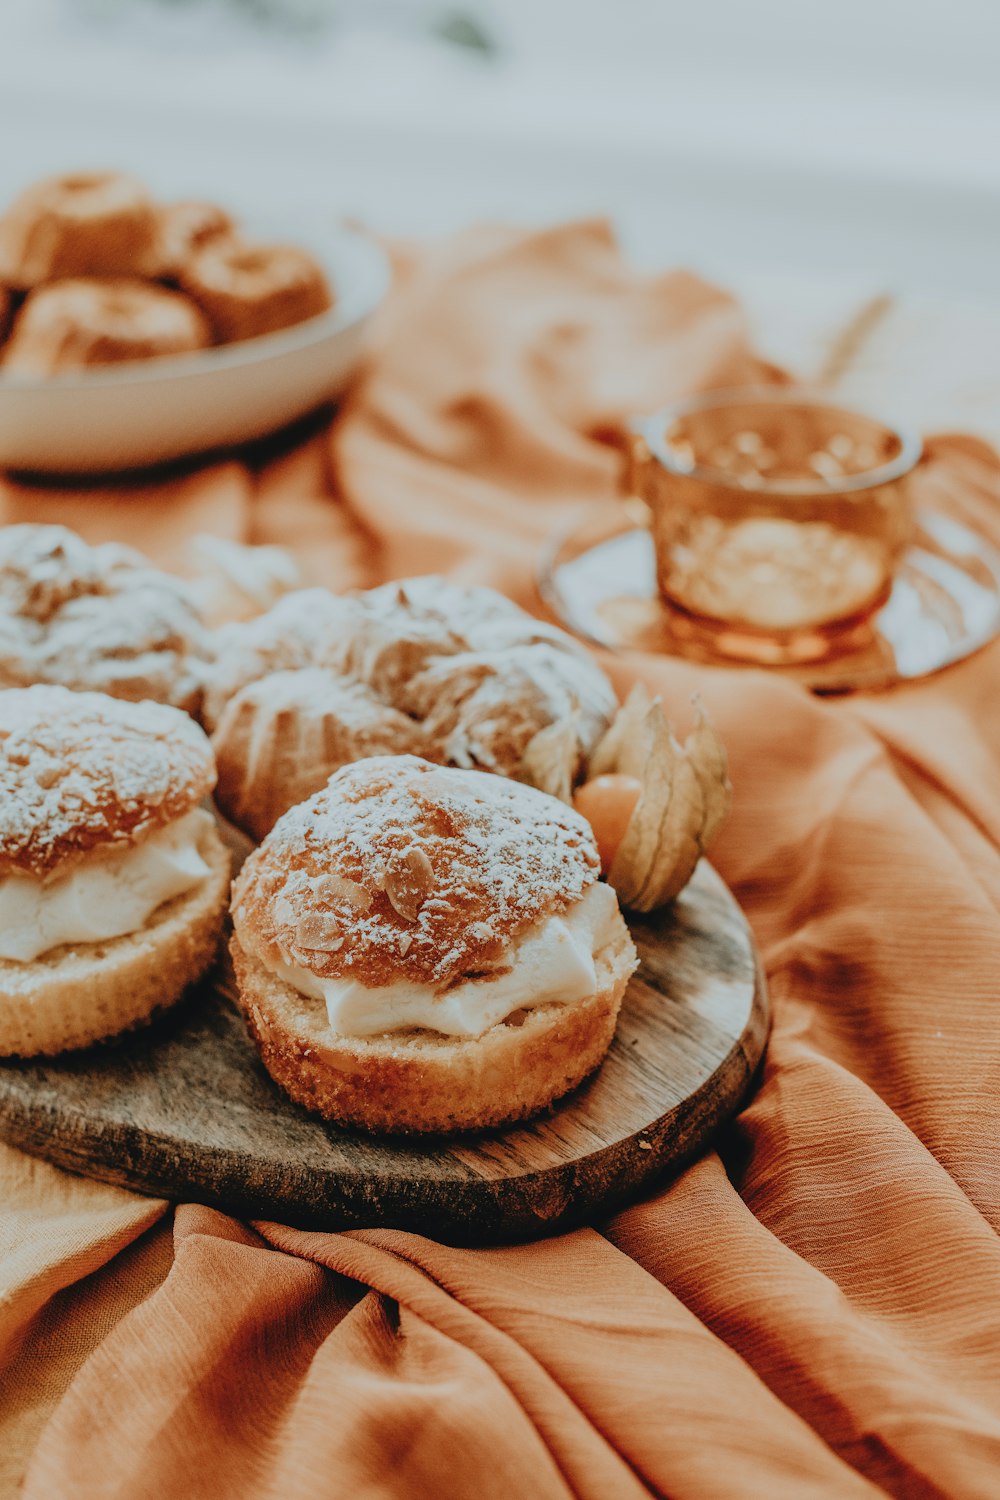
[0,684,215,877]
[201,588,364,730]
[0,524,211,711]
[204,574,617,788]
[405,643,616,774]
[232,754,600,989]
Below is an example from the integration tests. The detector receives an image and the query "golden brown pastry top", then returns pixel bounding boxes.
[201,577,617,787]
[0,685,216,878]
[0,171,159,289]
[2,278,211,375]
[155,200,235,281]
[180,240,333,343]
[0,523,212,713]
[231,754,600,989]
[200,588,363,731]
[211,668,435,843]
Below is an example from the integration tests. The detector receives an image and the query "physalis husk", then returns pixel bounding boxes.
[584,684,731,911]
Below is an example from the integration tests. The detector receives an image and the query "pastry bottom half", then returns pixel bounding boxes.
[231,922,637,1134]
[0,822,230,1057]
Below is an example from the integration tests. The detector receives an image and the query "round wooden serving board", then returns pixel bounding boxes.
[0,861,767,1244]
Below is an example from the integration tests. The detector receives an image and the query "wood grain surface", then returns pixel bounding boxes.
[0,860,767,1244]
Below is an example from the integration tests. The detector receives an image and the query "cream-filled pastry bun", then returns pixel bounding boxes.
[0,687,230,1055]
[199,587,362,732]
[201,578,618,838]
[212,668,434,842]
[230,754,638,1134]
[0,524,212,714]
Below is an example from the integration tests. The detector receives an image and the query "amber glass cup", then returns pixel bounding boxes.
[627,388,921,664]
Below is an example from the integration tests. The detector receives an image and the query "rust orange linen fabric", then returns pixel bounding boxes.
[3,220,1000,1499]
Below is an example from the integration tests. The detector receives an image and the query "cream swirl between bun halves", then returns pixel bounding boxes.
[230,754,637,1133]
[0,686,229,1055]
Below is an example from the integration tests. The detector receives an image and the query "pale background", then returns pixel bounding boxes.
[4,0,1000,435]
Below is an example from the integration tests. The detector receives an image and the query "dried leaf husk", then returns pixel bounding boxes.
[585,686,731,912]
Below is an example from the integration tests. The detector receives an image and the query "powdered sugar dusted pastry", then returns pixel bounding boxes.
[0,172,160,289]
[313,578,617,776]
[404,641,616,783]
[200,588,363,731]
[212,669,433,842]
[3,278,211,375]
[0,687,230,1055]
[180,239,332,343]
[230,755,637,1133]
[202,577,618,838]
[187,534,301,629]
[336,578,532,700]
[0,524,212,713]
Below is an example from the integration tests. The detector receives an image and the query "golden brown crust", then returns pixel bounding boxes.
[0,523,211,712]
[199,579,618,839]
[2,278,211,375]
[338,577,584,706]
[0,172,159,289]
[0,821,230,1056]
[230,920,635,1133]
[180,239,332,343]
[0,685,216,878]
[212,668,433,842]
[155,200,235,282]
[200,588,362,732]
[231,755,600,990]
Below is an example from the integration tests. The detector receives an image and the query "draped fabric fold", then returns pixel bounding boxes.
[3,220,1000,1499]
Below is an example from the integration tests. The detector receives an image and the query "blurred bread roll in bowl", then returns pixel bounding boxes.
[0,171,161,288]
[3,278,211,376]
[0,173,385,472]
[179,238,333,344]
[155,200,236,282]
[0,170,338,371]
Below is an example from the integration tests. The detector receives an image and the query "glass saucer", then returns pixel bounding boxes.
[538,504,1000,693]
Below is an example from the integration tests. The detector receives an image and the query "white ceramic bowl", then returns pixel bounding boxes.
[0,225,390,473]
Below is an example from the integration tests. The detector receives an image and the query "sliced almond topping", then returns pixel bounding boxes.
[383,845,435,922]
[294,910,344,952]
[315,873,372,913]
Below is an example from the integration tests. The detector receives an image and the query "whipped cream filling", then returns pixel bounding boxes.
[273,880,622,1039]
[0,808,213,963]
